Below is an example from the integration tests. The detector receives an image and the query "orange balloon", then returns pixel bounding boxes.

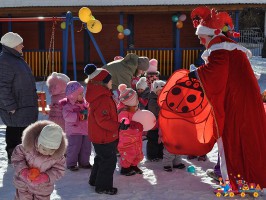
[118,33,124,40]
[176,21,183,29]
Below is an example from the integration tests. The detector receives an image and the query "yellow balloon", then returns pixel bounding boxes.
[60,22,66,30]
[79,7,92,23]
[87,20,102,33]
[117,25,124,33]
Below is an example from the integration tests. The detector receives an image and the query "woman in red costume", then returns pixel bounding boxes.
[189,6,266,190]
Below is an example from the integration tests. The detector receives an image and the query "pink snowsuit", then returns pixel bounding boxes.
[12,120,67,200]
[118,110,143,168]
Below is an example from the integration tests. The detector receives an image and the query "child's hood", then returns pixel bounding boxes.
[22,120,67,159]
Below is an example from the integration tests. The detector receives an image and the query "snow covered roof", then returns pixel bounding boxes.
[0,0,265,8]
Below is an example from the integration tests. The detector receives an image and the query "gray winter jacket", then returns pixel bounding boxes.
[0,45,38,127]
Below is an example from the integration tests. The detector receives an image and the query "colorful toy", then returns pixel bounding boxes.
[214,175,263,198]
[187,165,195,173]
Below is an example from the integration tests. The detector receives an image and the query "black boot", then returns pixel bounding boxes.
[95,187,118,195]
[131,166,143,174]
[120,167,136,176]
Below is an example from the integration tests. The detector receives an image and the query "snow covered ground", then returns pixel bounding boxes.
[0,56,266,200]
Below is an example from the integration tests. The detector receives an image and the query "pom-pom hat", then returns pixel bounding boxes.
[84,64,111,84]
[136,77,148,90]
[118,84,138,107]
[152,80,166,94]
[0,32,23,48]
[38,124,63,149]
[191,6,240,38]
[147,59,158,73]
[65,81,84,104]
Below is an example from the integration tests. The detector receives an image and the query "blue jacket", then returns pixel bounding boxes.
[0,45,38,127]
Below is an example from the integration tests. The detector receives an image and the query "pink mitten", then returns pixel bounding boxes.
[20,168,30,181]
[31,173,49,185]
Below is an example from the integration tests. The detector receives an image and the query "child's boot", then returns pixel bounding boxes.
[120,167,136,176]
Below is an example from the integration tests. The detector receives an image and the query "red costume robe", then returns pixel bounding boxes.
[197,35,266,189]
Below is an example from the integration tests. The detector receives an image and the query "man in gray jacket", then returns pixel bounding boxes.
[0,32,38,163]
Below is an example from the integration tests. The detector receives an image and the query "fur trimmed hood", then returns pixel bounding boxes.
[22,120,67,159]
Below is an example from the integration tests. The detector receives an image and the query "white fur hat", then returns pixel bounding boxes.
[152,80,166,94]
[0,32,23,48]
[136,77,148,90]
[38,124,63,149]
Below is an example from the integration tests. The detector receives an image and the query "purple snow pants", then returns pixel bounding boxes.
[66,135,92,167]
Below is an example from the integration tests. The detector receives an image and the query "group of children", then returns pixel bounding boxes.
[10,56,207,198]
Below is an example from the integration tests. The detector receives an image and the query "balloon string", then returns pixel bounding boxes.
[77,23,85,32]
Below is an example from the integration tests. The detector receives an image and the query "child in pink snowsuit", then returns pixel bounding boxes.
[61,81,92,171]
[117,84,144,176]
[12,120,67,200]
[46,72,70,130]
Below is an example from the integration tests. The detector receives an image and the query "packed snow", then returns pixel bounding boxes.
[0,56,266,200]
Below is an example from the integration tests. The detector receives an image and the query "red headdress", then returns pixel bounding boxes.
[191,6,240,38]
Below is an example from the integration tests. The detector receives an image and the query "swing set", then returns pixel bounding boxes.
[0,11,107,114]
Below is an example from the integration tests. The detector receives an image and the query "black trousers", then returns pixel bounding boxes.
[146,130,164,160]
[5,126,26,160]
[90,140,118,190]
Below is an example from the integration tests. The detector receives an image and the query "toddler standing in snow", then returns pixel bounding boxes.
[60,81,92,171]
[46,72,70,130]
[146,80,164,161]
[12,121,66,200]
[117,84,144,176]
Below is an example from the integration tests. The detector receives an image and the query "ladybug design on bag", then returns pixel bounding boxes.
[158,69,216,155]
[163,79,205,117]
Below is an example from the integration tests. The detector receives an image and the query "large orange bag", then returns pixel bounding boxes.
[158,69,216,155]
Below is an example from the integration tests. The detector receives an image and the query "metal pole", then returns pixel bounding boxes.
[119,12,124,57]
[70,15,77,81]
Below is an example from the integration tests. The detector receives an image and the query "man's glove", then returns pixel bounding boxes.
[129,121,144,132]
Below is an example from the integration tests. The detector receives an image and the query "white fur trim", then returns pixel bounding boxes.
[196,25,216,36]
[201,42,252,64]
[88,68,101,80]
[217,138,229,182]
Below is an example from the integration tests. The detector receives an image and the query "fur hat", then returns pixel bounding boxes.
[65,81,84,104]
[0,32,23,48]
[147,58,159,73]
[84,64,112,84]
[38,124,63,149]
[191,6,240,38]
[118,84,138,107]
[136,77,148,90]
[46,72,70,95]
[152,80,166,94]
[138,56,149,71]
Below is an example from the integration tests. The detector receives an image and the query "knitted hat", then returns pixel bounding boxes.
[118,84,138,107]
[191,7,240,38]
[147,58,158,73]
[136,77,148,90]
[65,81,84,104]
[38,124,63,149]
[46,72,70,95]
[0,32,23,48]
[137,56,149,71]
[152,80,166,94]
[84,64,112,84]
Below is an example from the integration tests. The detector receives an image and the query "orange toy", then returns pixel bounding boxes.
[28,168,40,181]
